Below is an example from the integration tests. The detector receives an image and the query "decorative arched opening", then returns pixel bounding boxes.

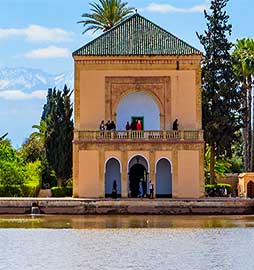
[247,181,254,198]
[105,158,121,198]
[156,158,172,198]
[116,92,160,130]
[128,155,149,198]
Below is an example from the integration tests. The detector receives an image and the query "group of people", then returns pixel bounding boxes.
[138,178,154,199]
[111,178,154,199]
[99,120,116,131]
[125,119,143,131]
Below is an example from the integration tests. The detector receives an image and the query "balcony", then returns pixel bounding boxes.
[75,130,203,142]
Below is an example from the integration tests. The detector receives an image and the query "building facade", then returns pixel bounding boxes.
[72,14,204,198]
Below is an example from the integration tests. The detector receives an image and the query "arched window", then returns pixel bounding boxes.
[156,158,172,198]
[117,92,160,130]
[105,158,121,198]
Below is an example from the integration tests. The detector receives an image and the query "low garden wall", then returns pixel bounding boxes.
[0,198,253,215]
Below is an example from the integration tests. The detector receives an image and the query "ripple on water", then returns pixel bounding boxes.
[0,215,253,270]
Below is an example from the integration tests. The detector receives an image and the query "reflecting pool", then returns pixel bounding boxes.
[0,215,253,270]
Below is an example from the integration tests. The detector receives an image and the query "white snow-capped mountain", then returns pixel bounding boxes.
[0,67,74,93]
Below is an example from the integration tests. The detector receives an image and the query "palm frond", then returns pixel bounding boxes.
[78,0,134,34]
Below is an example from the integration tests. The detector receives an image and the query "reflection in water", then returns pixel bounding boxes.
[0,215,254,229]
[0,216,254,270]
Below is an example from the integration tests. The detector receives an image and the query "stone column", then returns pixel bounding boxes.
[149,151,156,197]
[121,151,128,197]
[199,145,205,198]
[72,142,79,198]
[172,149,178,198]
[99,150,105,198]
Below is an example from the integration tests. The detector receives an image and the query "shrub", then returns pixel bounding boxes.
[0,184,40,197]
[24,160,42,186]
[205,183,232,197]
[51,186,73,197]
[0,161,25,186]
[22,184,40,197]
[0,185,23,197]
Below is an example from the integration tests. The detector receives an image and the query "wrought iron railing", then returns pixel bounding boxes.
[75,130,203,142]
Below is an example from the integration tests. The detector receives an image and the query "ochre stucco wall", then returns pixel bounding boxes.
[73,55,204,199]
[177,150,200,198]
[79,150,100,197]
[78,70,197,130]
[76,149,203,199]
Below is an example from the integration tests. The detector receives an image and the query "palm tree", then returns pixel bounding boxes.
[31,120,47,144]
[232,38,254,171]
[78,0,134,33]
[0,133,8,141]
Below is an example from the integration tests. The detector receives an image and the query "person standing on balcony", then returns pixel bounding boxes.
[110,121,116,131]
[125,121,131,130]
[99,120,105,131]
[131,120,136,130]
[105,120,111,130]
[173,119,178,131]
[137,120,142,131]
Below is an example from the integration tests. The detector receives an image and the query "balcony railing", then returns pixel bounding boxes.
[75,130,203,142]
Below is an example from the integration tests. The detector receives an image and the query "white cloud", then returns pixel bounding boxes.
[0,90,47,100]
[25,46,69,59]
[0,25,73,42]
[142,2,209,13]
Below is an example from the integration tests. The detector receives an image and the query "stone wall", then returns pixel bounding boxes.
[0,198,253,215]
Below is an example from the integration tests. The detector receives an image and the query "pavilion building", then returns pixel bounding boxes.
[72,13,204,198]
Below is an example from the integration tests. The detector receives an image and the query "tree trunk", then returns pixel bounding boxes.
[247,75,252,171]
[210,144,215,184]
[252,80,254,172]
[242,79,249,171]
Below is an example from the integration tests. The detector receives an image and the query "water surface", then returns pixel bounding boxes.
[0,215,253,270]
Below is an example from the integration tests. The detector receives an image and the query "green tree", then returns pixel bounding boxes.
[19,136,45,163]
[0,143,25,188]
[204,145,231,184]
[232,38,254,171]
[197,0,242,184]
[78,0,134,33]
[31,120,47,144]
[43,85,74,186]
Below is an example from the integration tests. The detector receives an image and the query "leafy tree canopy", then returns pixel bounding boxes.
[197,0,242,183]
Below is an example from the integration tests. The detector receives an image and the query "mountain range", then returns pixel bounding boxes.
[0,67,74,93]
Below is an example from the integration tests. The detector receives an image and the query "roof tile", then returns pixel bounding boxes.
[73,13,201,56]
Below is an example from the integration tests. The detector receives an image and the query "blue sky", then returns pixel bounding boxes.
[0,0,253,147]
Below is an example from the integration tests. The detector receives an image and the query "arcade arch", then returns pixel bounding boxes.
[105,158,121,197]
[128,155,149,198]
[155,158,172,198]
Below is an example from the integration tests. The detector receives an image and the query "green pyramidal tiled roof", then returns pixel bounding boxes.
[73,13,201,56]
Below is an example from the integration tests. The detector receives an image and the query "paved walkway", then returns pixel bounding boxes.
[0,197,253,215]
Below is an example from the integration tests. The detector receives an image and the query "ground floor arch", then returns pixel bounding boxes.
[105,158,121,197]
[247,181,254,198]
[128,155,149,197]
[156,158,172,198]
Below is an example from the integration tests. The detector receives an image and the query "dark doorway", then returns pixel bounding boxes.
[247,181,254,198]
[129,164,147,197]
